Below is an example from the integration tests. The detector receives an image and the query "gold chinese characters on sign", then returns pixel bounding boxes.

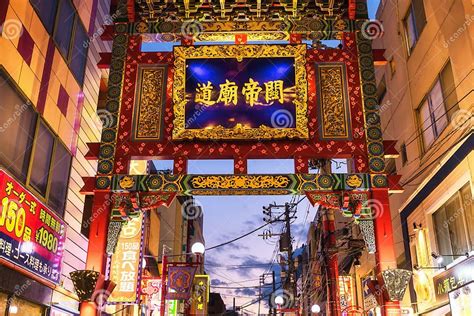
[173,44,308,140]
[195,78,284,107]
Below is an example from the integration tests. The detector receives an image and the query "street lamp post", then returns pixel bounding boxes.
[160,242,205,316]
[311,304,321,314]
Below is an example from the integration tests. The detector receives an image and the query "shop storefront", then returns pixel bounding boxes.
[0,169,67,315]
[432,256,474,316]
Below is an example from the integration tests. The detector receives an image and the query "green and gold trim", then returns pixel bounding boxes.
[93,173,388,195]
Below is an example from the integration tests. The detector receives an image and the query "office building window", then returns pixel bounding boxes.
[81,195,94,238]
[48,142,72,216]
[0,72,37,182]
[30,0,58,33]
[400,143,408,166]
[432,183,474,265]
[69,21,89,84]
[0,70,72,217]
[53,0,75,58]
[29,121,55,196]
[376,76,387,105]
[404,0,426,53]
[418,62,456,151]
[30,0,88,85]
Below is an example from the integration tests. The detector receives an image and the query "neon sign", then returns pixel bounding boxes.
[0,169,66,284]
[109,212,144,303]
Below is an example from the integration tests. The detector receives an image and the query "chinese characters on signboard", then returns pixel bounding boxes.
[433,256,474,302]
[184,58,296,130]
[0,169,66,284]
[109,212,144,303]
[190,275,209,315]
[173,45,308,140]
[339,275,354,311]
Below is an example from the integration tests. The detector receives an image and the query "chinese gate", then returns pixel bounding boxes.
[77,0,406,315]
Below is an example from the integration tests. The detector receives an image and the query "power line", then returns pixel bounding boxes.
[205,196,307,252]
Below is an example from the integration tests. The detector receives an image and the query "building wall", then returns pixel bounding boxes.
[0,0,111,311]
[373,0,473,262]
[372,0,473,313]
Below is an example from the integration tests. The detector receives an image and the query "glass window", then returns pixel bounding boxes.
[461,184,474,249]
[48,142,72,216]
[8,296,45,315]
[29,121,54,196]
[53,0,75,58]
[81,195,94,238]
[400,143,408,166]
[0,292,7,316]
[412,0,427,36]
[433,183,473,265]
[429,80,448,135]
[444,195,468,256]
[404,0,426,53]
[440,61,458,119]
[0,73,37,182]
[30,0,59,33]
[70,20,89,84]
[419,100,434,148]
[418,65,451,151]
[404,11,417,51]
[376,76,387,105]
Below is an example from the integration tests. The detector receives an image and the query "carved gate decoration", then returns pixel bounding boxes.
[78,1,405,315]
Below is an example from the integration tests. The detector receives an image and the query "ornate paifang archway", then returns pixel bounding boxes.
[77,0,408,315]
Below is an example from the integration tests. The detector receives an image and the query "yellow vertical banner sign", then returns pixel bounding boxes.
[109,212,144,303]
[190,275,210,315]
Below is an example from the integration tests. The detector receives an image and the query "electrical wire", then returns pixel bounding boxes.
[205,212,285,251]
[205,196,307,252]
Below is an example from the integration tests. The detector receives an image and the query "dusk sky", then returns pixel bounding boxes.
[194,2,381,313]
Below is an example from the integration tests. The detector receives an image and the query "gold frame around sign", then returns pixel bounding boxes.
[172,44,308,140]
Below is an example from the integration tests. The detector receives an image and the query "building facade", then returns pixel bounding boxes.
[0,0,111,314]
[371,0,473,314]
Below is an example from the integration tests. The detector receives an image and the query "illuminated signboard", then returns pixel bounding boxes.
[0,169,66,284]
[191,275,210,315]
[433,256,474,302]
[109,212,144,303]
[339,275,354,311]
[173,44,308,140]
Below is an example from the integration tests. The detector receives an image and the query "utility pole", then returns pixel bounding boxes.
[284,202,297,307]
[271,270,276,316]
[261,202,298,310]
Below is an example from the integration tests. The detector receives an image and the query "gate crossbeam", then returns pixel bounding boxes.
[85,173,393,195]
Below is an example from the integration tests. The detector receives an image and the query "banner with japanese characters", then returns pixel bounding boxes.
[108,212,144,303]
[0,169,66,284]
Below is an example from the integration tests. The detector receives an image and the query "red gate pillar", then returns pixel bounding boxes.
[372,189,401,316]
[323,208,341,316]
[80,192,112,316]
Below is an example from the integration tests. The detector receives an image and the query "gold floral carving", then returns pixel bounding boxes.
[173,44,308,140]
[133,66,166,140]
[196,32,288,42]
[188,189,292,195]
[317,64,351,139]
[190,175,290,189]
